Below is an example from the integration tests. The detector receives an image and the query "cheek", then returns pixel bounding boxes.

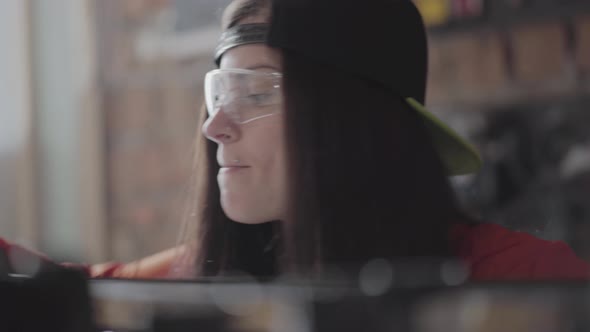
[218,117,288,222]
[257,122,285,172]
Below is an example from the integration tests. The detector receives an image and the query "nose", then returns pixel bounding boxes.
[202,107,240,144]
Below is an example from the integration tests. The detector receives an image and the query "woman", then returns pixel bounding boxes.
[1,0,589,280]
[171,0,590,280]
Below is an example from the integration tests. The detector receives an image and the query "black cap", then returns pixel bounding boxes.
[214,0,482,175]
[267,0,428,104]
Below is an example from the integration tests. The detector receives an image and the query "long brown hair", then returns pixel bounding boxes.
[182,0,470,278]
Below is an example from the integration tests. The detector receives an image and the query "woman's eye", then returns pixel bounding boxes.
[246,93,272,105]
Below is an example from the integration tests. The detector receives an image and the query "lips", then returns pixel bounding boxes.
[219,166,250,174]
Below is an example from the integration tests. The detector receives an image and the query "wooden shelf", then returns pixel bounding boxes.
[428,84,590,114]
[427,2,590,36]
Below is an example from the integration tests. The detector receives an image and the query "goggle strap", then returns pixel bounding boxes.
[214,23,270,66]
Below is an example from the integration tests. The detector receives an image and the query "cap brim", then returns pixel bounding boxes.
[405,98,482,176]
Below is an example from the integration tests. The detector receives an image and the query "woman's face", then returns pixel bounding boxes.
[202,42,288,224]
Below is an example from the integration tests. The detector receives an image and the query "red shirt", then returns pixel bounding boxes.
[451,223,590,280]
[2,223,590,280]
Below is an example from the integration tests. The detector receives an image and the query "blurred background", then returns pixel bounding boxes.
[0,0,589,265]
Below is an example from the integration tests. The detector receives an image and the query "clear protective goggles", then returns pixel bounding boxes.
[204,68,283,124]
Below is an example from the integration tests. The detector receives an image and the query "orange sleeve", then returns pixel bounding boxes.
[89,245,189,279]
[1,236,190,280]
[1,237,67,274]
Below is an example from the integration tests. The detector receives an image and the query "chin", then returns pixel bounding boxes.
[224,211,273,224]
[229,217,270,225]
[221,200,275,224]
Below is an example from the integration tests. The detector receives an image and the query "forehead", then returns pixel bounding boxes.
[219,44,282,71]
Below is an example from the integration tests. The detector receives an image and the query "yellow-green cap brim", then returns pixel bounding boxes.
[405,98,482,176]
